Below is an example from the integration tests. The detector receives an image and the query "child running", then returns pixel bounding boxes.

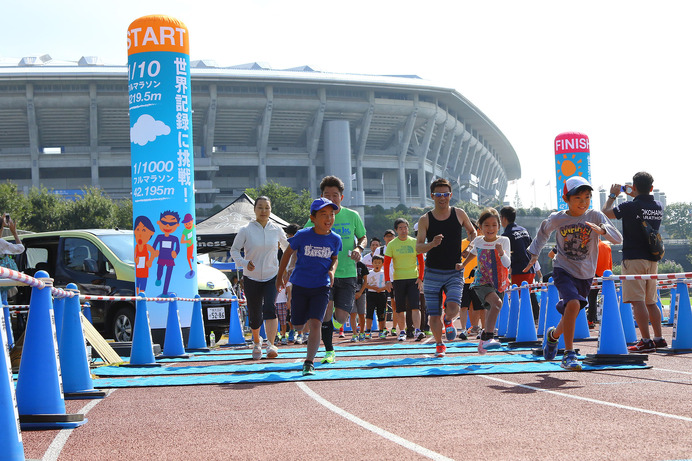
[458,208,511,354]
[365,254,388,338]
[276,198,341,376]
[525,176,622,370]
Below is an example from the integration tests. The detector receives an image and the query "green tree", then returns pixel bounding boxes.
[0,182,29,225]
[24,186,69,231]
[64,187,117,229]
[114,199,133,229]
[662,202,692,239]
[245,181,312,224]
[658,259,684,275]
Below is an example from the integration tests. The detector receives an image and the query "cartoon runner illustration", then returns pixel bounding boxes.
[153,210,180,297]
[181,213,196,279]
[134,215,158,295]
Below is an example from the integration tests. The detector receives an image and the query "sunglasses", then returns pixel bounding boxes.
[160,220,178,226]
[432,192,451,198]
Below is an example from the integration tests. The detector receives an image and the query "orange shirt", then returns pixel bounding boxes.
[595,240,612,277]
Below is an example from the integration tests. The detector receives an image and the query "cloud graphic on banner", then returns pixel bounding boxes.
[130,114,171,146]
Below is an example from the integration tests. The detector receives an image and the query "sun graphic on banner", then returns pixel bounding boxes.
[556,154,585,181]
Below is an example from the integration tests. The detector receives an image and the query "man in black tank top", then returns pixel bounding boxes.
[416,178,476,357]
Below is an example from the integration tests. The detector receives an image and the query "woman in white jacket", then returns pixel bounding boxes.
[231,196,289,360]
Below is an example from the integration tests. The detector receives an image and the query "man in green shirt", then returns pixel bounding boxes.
[305,176,367,363]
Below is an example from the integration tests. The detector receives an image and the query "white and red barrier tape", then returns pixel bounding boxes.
[1,266,244,306]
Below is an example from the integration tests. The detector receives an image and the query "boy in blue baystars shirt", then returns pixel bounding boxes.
[525,176,622,371]
[277,198,341,376]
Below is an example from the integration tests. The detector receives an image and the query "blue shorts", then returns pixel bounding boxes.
[552,267,592,315]
[423,268,463,316]
[290,284,331,326]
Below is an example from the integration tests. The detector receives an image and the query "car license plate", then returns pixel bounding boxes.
[207,307,226,320]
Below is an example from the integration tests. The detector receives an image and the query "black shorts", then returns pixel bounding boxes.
[461,283,483,310]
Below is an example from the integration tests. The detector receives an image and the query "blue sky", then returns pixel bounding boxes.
[3,0,691,206]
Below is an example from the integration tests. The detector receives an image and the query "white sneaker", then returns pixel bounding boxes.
[295,334,303,345]
[266,343,279,359]
[252,343,263,360]
[398,330,406,341]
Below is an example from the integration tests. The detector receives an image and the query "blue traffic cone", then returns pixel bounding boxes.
[0,306,25,460]
[159,296,190,359]
[82,302,92,324]
[371,310,379,332]
[574,307,592,340]
[666,281,692,353]
[59,285,105,400]
[15,271,86,429]
[541,279,565,350]
[259,321,267,341]
[186,295,209,351]
[510,282,540,347]
[656,290,664,320]
[619,298,638,344]
[222,297,246,346]
[666,287,677,326]
[537,287,548,336]
[3,303,14,350]
[583,270,646,365]
[127,294,160,366]
[52,296,65,345]
[497,291,510,337]
[505,286,520,340]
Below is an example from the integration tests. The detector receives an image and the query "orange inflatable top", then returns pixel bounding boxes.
[127,15,189,55]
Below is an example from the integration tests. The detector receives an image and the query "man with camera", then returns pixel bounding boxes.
[602,172,665,352]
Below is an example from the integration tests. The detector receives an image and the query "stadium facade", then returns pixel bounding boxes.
[0,55,520,212]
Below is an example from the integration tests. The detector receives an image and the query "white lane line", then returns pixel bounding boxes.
[655,368,692,376]
[42,389,117,461]
[296,382,454,461]
[479,375,692,422]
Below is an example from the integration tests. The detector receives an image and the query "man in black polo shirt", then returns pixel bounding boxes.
[602,171,665,352]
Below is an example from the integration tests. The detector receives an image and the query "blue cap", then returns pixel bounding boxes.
[310,197,338,214]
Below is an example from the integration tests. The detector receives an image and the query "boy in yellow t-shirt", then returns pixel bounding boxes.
[384,218,426,341]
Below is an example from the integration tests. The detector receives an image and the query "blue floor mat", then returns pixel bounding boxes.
[149,345,535,362]
[92,361,651,387]
[93,353,552,377]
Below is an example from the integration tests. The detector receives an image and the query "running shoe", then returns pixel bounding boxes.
[398,330,406,341]
[467,326,481,337]
[478,338,501,355]
[321,350,336,364]
[653,338,668,349]
[339,330,345,338]
[628,338,656,353]
[415,329,425,342]
[360,333,366,341]
[457,330,468,340]
[444,317,456,341]
[379,330,387,339]
[391,328,397,337]
[543,327,559,361]
[425,329,433,336]
[287,330,295,342]
[302,361,315,376]
[351,334,358,342]
[295,334,303,345]
[560,351,582,371]
[365,331,371,340]
[266,343,279,359]
[281,336,288,346]
[435,343,446,358]
[252,343,263,360]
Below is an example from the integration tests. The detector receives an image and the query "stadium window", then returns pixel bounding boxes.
[41,147,63,154]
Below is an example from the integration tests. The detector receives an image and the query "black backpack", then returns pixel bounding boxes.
[638,216,664,261]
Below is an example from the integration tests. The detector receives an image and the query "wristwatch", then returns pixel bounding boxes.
[608,193,617,199]
[356,245,364,252]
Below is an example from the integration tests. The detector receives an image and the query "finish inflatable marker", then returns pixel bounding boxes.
[554,132,592,211]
